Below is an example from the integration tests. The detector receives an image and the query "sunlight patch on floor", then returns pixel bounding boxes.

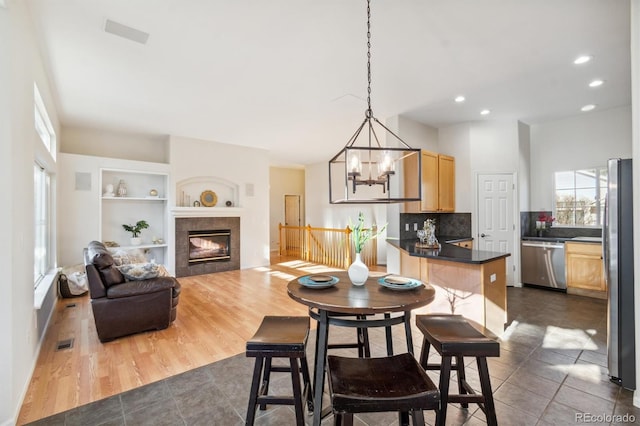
[267,271,297,280]
[565,362,606,383]
[542,325,592,350]
[500,319,519,341]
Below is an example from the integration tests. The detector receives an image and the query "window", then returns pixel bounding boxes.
[33,83,56,286]
[554,168,607,227]
[34,83,56,158]
[34,164,51,285]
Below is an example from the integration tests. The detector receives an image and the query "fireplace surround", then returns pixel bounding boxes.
[175,217,240,277]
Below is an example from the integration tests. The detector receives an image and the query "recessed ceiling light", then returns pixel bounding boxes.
[581,104,596,112]
[454,95,465,103]
[574,55,593,65]
[589,79,604,88]
[480,109,491,115]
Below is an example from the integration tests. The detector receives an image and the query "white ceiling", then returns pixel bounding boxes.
[26,0,631,166]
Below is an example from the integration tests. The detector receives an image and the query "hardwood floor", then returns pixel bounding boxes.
[17,255,356,425]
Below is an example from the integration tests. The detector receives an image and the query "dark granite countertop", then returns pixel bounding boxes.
[521,236,602,244]
[521,236,573,243]
[387,239,510,265]
[438,235,473,244]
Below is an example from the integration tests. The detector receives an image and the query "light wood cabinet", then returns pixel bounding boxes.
[565,242,605,295]
[404,150,455,213]
[438,154,455,212]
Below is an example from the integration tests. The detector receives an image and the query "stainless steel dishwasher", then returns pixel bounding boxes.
[521,240,566,290]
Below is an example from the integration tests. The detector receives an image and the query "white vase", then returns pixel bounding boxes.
[348,253,369,286]
[130,237,142,246]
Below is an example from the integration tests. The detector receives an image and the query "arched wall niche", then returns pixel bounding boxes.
[176,176,240,208]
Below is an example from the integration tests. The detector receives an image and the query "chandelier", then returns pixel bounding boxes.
[329,0,421,204]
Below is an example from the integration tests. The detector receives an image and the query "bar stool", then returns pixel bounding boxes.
[416,314,500,426]
[327,353,442,426]
[245,316,313,426]
[323,310,371,357]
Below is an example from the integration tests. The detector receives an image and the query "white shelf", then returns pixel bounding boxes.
[108,244,168,251]
[102,197,168,201]
[170,206,243,218]
[100,168,170,265]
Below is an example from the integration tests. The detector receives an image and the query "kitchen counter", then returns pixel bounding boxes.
[388,238,509,336]
[388,239,510,264]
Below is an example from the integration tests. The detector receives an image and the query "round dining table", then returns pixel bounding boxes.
[287,271,436,426]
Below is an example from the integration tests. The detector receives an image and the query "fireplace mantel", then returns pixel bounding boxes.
[170,207,243,218]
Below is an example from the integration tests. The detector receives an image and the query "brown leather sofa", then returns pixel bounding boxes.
[84,240,181,342]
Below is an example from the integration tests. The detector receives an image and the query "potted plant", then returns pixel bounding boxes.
[122,220,149,246]
[347,212,387,285]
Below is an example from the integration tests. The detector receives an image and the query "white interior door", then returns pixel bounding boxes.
[477,173,516,285]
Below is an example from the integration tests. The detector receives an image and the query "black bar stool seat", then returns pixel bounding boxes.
[416,314,499,426]
[245,316,313,426]
[327,353,442,426]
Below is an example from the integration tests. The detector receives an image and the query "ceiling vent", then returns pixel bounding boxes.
[104,19,149,45]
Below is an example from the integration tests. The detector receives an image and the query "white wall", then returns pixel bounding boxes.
[269,167,305,252]
[0,4,12,424]
[1,1,61,424]
[169,135,270,268]
[62,125,170,164]
[529,105,632,210]
[518,121,532,211]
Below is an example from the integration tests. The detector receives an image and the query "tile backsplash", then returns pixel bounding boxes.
[399,212,471,240]
[520,211,601,238]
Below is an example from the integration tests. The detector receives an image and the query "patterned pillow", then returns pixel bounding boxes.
[116,263,160,281]
[112,249,147,266]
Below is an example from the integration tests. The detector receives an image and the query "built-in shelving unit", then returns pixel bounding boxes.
[99,168,169,264]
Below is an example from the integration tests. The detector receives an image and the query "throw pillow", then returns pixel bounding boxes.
[117,263,160,281]
[112,249,147,266]
[99,265,125,286]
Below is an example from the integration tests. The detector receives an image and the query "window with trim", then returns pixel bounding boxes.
[33,83,56,286]
[34,164,50,285]
[554,168,607,227]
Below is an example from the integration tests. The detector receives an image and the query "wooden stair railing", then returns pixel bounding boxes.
[279,223,378,269]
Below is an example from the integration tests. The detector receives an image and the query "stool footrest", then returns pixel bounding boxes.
[423,362,462,371]
[257,395,297,406]
[269,366,293,373]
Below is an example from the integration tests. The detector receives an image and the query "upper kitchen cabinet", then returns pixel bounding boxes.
[404,150,455,213]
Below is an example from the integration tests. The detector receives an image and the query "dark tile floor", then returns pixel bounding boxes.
[27,287,640,425]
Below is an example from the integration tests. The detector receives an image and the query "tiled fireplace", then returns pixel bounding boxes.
[175,217,240,277]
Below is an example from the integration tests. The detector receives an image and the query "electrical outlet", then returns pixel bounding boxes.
[490,273,497,282]
[413,223,418,231]
[405,223,409,231]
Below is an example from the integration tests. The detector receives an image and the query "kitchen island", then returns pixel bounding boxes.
[388,239,510,336]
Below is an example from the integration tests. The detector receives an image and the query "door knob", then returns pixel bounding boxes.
[480,233,490,238]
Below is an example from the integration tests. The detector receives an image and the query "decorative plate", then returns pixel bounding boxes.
[377,276,423,291]
[298,275,339,289]
[200,190,218,207]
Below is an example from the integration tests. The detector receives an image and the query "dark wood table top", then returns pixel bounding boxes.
[287,271,435,315]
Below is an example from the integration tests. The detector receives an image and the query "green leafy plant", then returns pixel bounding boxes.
[348,212,387,253]
[122,220,149,238]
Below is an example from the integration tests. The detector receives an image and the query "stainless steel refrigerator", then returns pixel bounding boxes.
[604,158,635,389]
